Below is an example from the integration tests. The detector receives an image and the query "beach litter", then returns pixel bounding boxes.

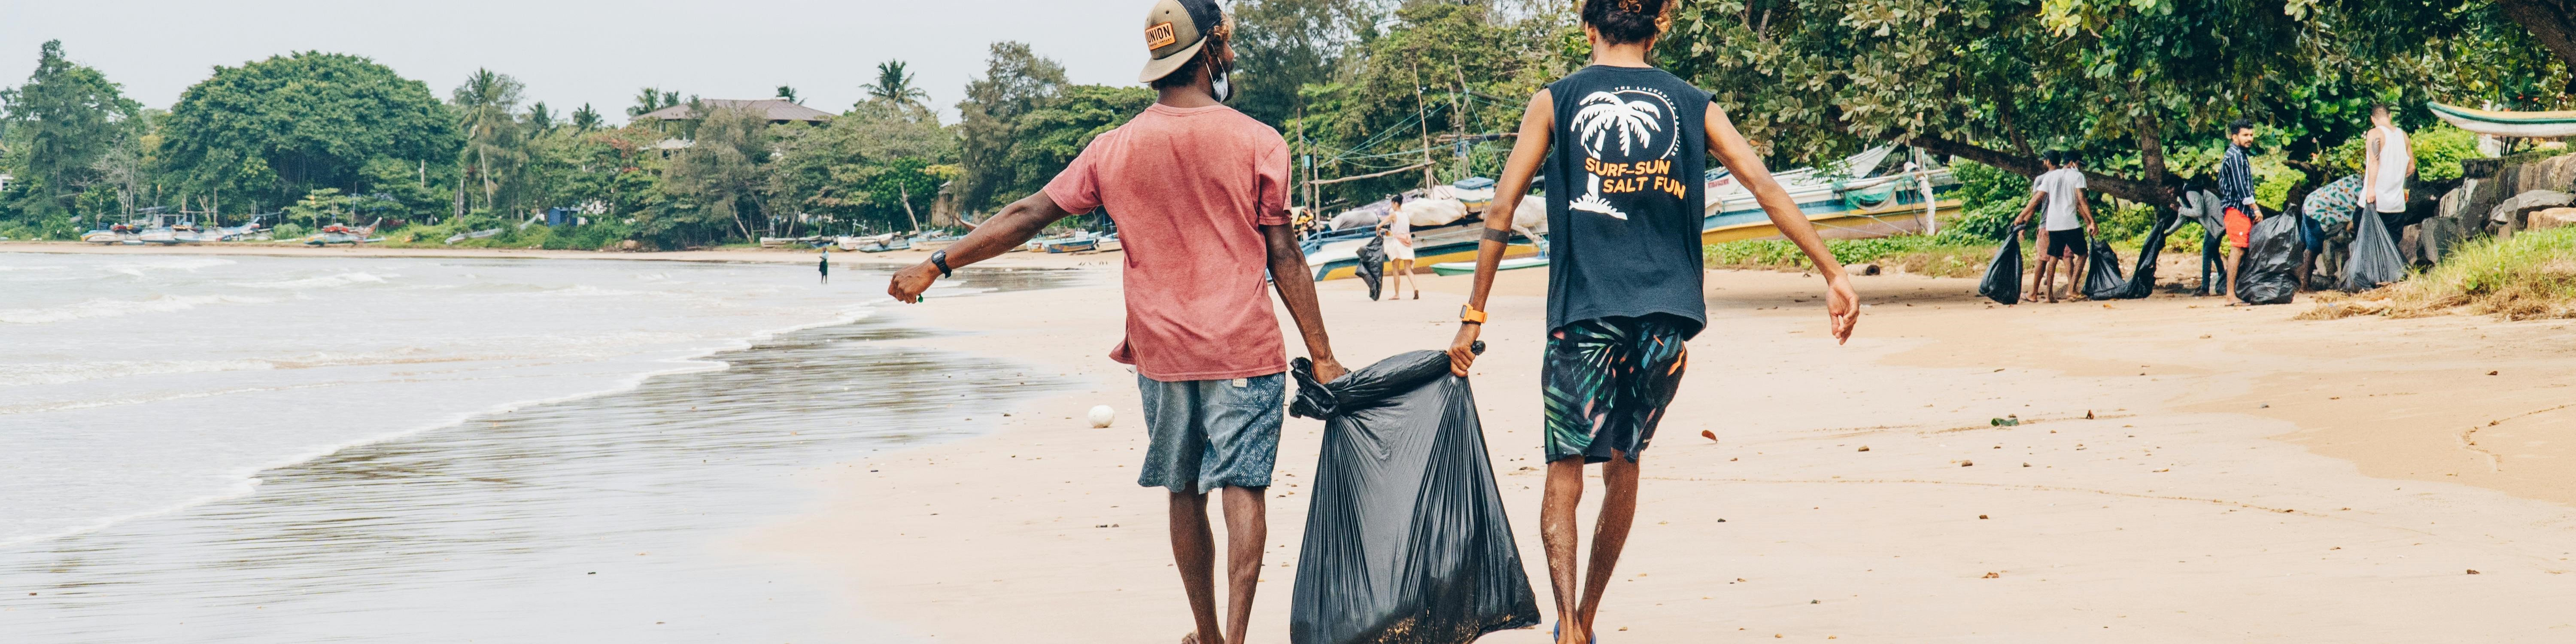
[1088,405,1115,428]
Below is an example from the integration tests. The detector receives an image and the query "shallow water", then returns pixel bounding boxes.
[0,252,1070,641]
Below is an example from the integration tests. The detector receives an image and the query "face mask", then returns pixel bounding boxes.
[1209,58,1234,103]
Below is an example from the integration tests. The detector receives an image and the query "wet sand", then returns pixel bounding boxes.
[755,260,2576,642]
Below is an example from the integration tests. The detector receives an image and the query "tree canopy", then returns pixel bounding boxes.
[158,51,459,214]
[0,40,142,217]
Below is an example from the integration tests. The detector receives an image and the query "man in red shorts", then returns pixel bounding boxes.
[2215,119,2263,302]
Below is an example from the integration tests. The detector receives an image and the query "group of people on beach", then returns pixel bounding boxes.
[2006,106,2418,305]
[887,2,1856,643]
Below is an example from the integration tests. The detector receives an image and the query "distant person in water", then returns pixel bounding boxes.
[1446,1,1859,642]
[818,247,829,285]
[886,2,1345,643]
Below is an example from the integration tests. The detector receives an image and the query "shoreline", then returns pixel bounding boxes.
[0,239,1106,270]
[754,262,2576,642]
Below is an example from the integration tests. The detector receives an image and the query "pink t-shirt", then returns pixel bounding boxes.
[1044,103,1292,382]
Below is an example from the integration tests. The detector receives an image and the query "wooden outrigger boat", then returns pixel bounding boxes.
[2428,103,2576,138]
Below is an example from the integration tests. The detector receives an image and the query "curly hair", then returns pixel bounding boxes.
[1580,0,1668,45]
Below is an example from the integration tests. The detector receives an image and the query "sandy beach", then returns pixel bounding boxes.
[744,258,2576,642]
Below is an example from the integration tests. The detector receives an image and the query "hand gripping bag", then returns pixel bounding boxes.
[2339,210,2405,292]
[2234,213,2300,305]
[1978,225,2027,305]
[1356,236,1389,301]
[1287,347,1540,644]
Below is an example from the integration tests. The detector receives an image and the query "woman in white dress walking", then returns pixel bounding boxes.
[1379,194,1419,300]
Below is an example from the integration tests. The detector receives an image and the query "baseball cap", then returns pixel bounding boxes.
[1138,0,1230,84]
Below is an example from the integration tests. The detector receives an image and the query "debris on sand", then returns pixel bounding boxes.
[1979,515,1990,519]
[1858,446,1871,452]
[2468,569,2482,575]
[1982,572,2001,579]
[1702,430,1719,443]
[1960,460,1975,467]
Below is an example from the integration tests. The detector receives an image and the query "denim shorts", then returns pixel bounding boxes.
[1135,372,1286,493]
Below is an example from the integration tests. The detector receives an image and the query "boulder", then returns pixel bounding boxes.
[2488,190,2575,230]
[2400,225,2424,266]
[2533,207,2576,231]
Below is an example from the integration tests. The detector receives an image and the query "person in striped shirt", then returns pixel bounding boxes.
[2216,120,2261,303]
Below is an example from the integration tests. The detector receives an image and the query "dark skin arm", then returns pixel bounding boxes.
[889,191,1346,383]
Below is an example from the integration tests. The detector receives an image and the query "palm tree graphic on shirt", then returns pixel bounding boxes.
[1569,91,1666,220]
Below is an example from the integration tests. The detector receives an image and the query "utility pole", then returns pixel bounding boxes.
[1413,61,1434,193]
[1454,56,1470,182]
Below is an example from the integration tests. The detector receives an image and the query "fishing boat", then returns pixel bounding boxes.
[304,220,382,246]
[81,224,135,245]
[1042,231,1100,253]
[1094,234,1122,253]
[1700,146,1961,243]
[1303,225,1544,281]
[2429,103,2576,138]
[910,235,962,252]
[838,234,912,252]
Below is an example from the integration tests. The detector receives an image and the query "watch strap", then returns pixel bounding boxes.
[1459,305,1487,324]
[930,250,954,277]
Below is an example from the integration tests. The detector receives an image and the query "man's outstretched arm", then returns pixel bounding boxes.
[1447,88,1555,376]
[1707,105,1859,343]
[887,191,1075,303]
[1263,223,1346,383]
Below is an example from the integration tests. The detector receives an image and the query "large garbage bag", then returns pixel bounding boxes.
[1978,225,2027,305]
[2090,210,2180,300]
[1287,348,1540,644]
[1356,236,1388,301]
[2234,213,2300,305]
[2080,237,2126,300]
[2339,210,2405,292]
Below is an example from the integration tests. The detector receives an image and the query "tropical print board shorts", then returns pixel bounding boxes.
[1542,315,1691,464]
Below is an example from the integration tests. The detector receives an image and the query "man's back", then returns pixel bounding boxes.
[1043,103,1292,381]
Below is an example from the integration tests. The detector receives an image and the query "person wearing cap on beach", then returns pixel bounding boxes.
[1443,1,1860,642]
[885,2,1344,643]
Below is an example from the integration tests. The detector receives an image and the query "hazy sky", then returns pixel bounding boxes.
[0,0,1161,125]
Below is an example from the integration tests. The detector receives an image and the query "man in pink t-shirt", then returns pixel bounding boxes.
[887,2,1342,642]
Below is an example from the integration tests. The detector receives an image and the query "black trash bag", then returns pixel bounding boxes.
[1978,224,2027,305]
[2339,210,2405,292]
[2092,211,2181,300]
[1287,347,1540,644]
[2081,237,2126,300]
[2234,213,2300,305]
[1356,236,1388,301]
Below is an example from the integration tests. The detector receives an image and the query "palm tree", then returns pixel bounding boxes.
[628,86,666,118]
[452,68,525,212]
[527,101,557,134]
[571,103,603,131]
[775,85,802,104]
[860,61,930,106]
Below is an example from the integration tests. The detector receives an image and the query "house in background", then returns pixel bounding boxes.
[635,99,833,154]
[0,173,12,193]
[632,99,833,127]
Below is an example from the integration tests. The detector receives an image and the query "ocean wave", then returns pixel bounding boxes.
[102,258,236,277]
[234,272,392,290]
[0,359,277,387]
[0,294,276,325]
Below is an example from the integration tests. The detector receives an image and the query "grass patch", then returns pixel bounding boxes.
[1706,235,2001,278]
[2299,227,2576,320]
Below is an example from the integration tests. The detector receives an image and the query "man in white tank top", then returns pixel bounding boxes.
[2360,103,2413,217]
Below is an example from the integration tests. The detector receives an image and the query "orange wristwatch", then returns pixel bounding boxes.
[1459,305,1487,324]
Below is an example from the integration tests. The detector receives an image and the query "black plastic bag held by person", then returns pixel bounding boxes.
[1287,346,1540,644]
[2102,210,2181,299]
[1356,236,1388,301]
[1978,225,2027,305]
[2081,237,2126,300]
[2234,213,2300,305]
[2339,210,2405,292]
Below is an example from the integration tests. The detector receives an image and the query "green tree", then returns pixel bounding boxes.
[775,85,802,104]
[861,60,930,107]
[0,40,142,218]
[1296,2,1562,205]
[771,98,957,232]
[570,103,604,131]
[953,43,1067,213]
[1231,0,1383,128]
[159,51,458,217]
[452,68,526,213]
[659,106,774,243]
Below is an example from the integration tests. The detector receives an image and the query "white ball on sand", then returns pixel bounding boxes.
[1088,405,1116,428]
